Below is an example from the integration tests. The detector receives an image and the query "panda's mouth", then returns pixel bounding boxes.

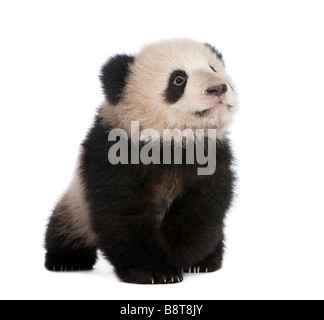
[195,103,233,117]
[195,104,223,117]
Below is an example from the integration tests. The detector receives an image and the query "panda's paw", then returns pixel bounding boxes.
[116,263,183,285]
[184,253,222,274]
[45,252,96,272]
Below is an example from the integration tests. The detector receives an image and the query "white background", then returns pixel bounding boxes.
[1,0,324,300]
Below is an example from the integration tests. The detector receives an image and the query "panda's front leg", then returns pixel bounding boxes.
[93,209,183,285]
[162,186,227,273]
[184,239,224,274]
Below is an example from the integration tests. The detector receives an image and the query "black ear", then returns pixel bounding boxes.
[99,54,135,106]
[204,43,225,66]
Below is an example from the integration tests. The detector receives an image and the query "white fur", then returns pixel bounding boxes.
[53,149,97,248]
[100,39,238,140]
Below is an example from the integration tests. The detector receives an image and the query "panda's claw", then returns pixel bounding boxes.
[116,264,183,285]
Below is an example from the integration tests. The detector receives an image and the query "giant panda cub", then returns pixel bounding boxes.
[45,39,238,284]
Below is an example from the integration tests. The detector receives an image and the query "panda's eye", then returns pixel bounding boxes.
[173,76,186,86]
[210,65,217,73]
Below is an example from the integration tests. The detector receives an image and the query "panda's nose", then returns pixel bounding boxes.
[205,84,228,97]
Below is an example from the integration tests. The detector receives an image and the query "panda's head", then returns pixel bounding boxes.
[100,39,238,140]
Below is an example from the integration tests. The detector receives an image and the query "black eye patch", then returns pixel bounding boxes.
[165,70,188,104]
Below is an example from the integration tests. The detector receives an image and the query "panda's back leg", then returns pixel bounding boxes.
[45,192,98,272]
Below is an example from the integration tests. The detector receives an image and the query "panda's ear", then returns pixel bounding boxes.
[204,43,225,66]
[99,54,135,106]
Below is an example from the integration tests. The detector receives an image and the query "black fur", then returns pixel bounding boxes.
[100,54,134,105]
[45,116,235,283]
[165,70,188,104]
[73,116,235,284]
[205,43,225,66]
[45,206,97,271]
